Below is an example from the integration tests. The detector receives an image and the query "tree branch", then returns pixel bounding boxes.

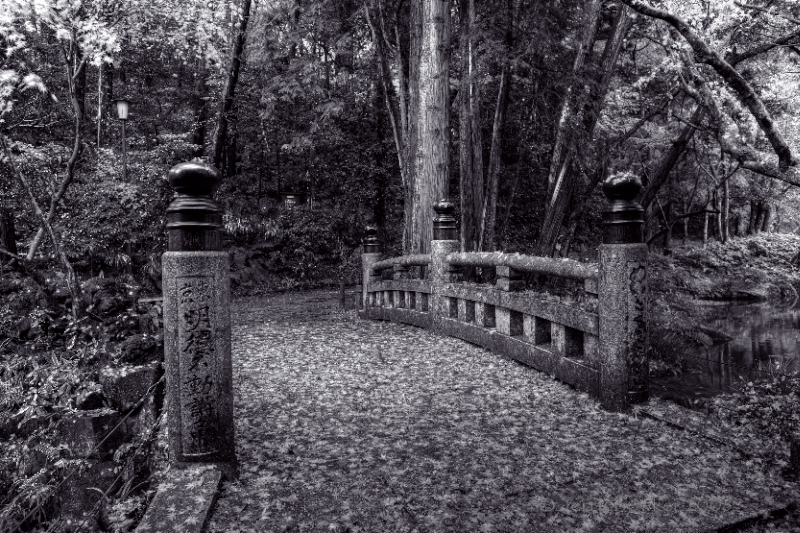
[621,0,796,169]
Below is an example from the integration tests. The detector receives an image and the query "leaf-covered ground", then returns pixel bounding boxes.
[205,291,797,533]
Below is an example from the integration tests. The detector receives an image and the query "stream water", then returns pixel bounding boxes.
[650,300,800,403]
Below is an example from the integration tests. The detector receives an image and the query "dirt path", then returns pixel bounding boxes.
[205,291,796,533]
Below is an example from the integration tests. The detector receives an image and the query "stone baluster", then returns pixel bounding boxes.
[598,172,649,411]
[361,225,382,310]
[162,161,236,478]
[430,200,460,332]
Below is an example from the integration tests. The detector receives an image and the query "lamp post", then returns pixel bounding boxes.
[115,99,130,182]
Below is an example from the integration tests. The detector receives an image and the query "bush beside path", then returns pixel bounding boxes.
[205,291,796,533]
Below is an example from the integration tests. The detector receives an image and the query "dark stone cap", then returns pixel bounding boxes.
[602,172,642,201]
[602,173,644,244]
[433,200,458,241]
[363,225,382,254]
[166,162,222,251]
[168,161,221,197]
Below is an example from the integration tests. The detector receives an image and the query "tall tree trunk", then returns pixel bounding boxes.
[211,0,252,169]
[714,190,722,241]
[458,0,484,253]
[536,1,630,256]
[480,0,515,253]
[403,1,422,254]
[408,0,451,255]
[748,200,757,235]
[365,0,408,185]
[703,209,709,245]
[481,67,510,252]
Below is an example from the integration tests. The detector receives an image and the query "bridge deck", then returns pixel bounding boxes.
[204,291,795,533]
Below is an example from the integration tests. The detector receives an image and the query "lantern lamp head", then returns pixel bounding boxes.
[115,99,130,121]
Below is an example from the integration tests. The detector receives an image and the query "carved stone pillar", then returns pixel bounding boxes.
[598,173,649,411]
[162,162,236,477]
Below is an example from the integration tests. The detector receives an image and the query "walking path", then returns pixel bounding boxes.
[204,291,796,533]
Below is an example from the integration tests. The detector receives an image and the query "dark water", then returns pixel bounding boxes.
[651,301,800,402]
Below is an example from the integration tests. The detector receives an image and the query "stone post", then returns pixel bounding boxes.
[598,173,649,411]
[361,225,382,310]
[431,200,460,333]
[162,162,236,477]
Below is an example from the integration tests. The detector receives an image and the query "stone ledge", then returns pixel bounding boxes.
[134,464,221,533]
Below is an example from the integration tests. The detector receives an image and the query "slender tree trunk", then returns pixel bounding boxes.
[0,206,17,258]
[365,0,407,184]
[27,52,87,259]
[664,201,673,253]
[536,2,630,256]
[722,177,730,242]
[2,137,81,318]
[191,69,209,157]
[482,67,510,252]
[714,190,722,241]
[409,0,451,255]
[458,0,484,253]
[682,199,689,242]
[640,107,704,211]
[754,201,766,233]
[703,210,709,245]
[403,1,422,254]
[211,0,252,169]
[761,202,772,233]
[748,200,757,234]
[480,0,514,253]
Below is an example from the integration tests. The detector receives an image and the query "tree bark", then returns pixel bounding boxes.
[482,66,510,252]
[403,1,422,254]
[0,206,17,258]
[408,0,451,254]
[211,0,252,170]
[761,202,772,233]
[748,200,758,235]
[722,176,730,242]
[458,0,484,253]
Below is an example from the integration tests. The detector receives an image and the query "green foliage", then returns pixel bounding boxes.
[227,207,367,292]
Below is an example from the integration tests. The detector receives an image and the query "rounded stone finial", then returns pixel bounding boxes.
[168,161,221,197]
[602,172,642,202]
[363,224,382,253]
[601,172,644,244]
[433,199,455,217]
[433,199,458,241]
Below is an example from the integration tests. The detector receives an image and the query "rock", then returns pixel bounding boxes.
[118,333,163,365]
[100,364,161,413]
[59,409,123,460]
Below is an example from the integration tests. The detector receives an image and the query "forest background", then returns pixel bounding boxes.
[2,0,800,293]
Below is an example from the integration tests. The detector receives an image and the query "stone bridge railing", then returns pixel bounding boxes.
[360,175,649,412]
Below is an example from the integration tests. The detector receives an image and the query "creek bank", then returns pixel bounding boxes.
[649,234,800,305]
[647,235,800,395]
